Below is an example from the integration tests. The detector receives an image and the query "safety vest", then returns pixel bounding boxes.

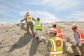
[49,37,63,56]
[26,16,32,22]
[35,21,42,30]
[75,29,84,44]
[55,27,63,39]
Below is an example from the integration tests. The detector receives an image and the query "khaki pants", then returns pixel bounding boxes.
[27,22,34,35]
[35,30,44,41]
[71,44,84,56]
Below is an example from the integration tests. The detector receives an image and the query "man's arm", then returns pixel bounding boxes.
[32,18,36,22]
[21,17,26,22]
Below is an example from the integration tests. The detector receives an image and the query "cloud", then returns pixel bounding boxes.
[64,11,84,21]
[25,0,51,5]
[24,0,81,10]
[49,0,80,10]
[19,10,61,23]
[0,0,21,9]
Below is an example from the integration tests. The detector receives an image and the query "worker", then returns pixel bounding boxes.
[48,28,63,56]
[34,18,43,42]
[52,24,63,39]
[21,12,34,37]
[35,18,42,31]
[71,25,84,56]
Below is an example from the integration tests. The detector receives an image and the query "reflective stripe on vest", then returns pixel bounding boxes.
[76,30,84,44]
[50,39,56,56]
[80,40,84,44]
[36,25,41,26]
[50,39,56,51]
[80,39,84,40]
[80,41,84,43]
[50,38,63,56]
[50,50,63,55]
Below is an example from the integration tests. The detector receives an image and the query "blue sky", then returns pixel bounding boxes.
[0,0,84,24]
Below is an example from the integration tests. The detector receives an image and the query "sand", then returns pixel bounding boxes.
[0,22,84,56]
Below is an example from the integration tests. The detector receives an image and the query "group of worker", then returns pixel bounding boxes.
[20,12,84,56]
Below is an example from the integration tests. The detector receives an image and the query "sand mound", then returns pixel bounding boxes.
[0,22,84,56]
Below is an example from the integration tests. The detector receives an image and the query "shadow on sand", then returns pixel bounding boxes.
[8,32,33,53]
[29,37,40,56]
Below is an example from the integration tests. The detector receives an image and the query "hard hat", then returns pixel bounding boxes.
[72,24,77,29]
[26,12,29,14]
[52,24,56,26]
[49,28,57,33]
[52,24,56,27]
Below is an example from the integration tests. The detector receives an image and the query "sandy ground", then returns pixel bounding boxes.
[0,22,84,56]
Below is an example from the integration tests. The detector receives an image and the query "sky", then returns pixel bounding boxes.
[0,0,84,24]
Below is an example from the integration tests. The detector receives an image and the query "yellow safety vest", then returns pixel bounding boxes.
[35,21,42,29]
[49,37,63,56]
[26,16,32,22]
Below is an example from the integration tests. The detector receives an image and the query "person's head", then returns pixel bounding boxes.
[52,24,57,28]
[26,12,30,16]
[37,18,40,21]
[49,28,57,37]
[72,25,77,32]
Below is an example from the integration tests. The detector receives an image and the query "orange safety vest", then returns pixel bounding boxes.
[75,29,84,44]
[49,37,63,56]
[55,27,63,39]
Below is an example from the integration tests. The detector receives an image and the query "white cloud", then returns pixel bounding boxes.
[49,0,80,10]
[72,11,84,17]
[0,0,21,9]
[19,10,61,23]
[23,0,50,5]
[64,11,84,21]
[24,0,81,10]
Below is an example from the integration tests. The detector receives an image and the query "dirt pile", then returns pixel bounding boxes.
[0,22,84,56]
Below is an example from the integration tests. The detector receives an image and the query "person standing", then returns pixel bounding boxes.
[52,24,63,39]
[48,28,63,56]
[71,25,84,56]
[21,12,34,36]
[34,18,43,41]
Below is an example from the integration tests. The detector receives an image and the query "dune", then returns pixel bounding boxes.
[0,22,84,56]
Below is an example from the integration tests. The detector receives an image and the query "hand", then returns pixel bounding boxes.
[32,18,34,20]
[21,20,23,22]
